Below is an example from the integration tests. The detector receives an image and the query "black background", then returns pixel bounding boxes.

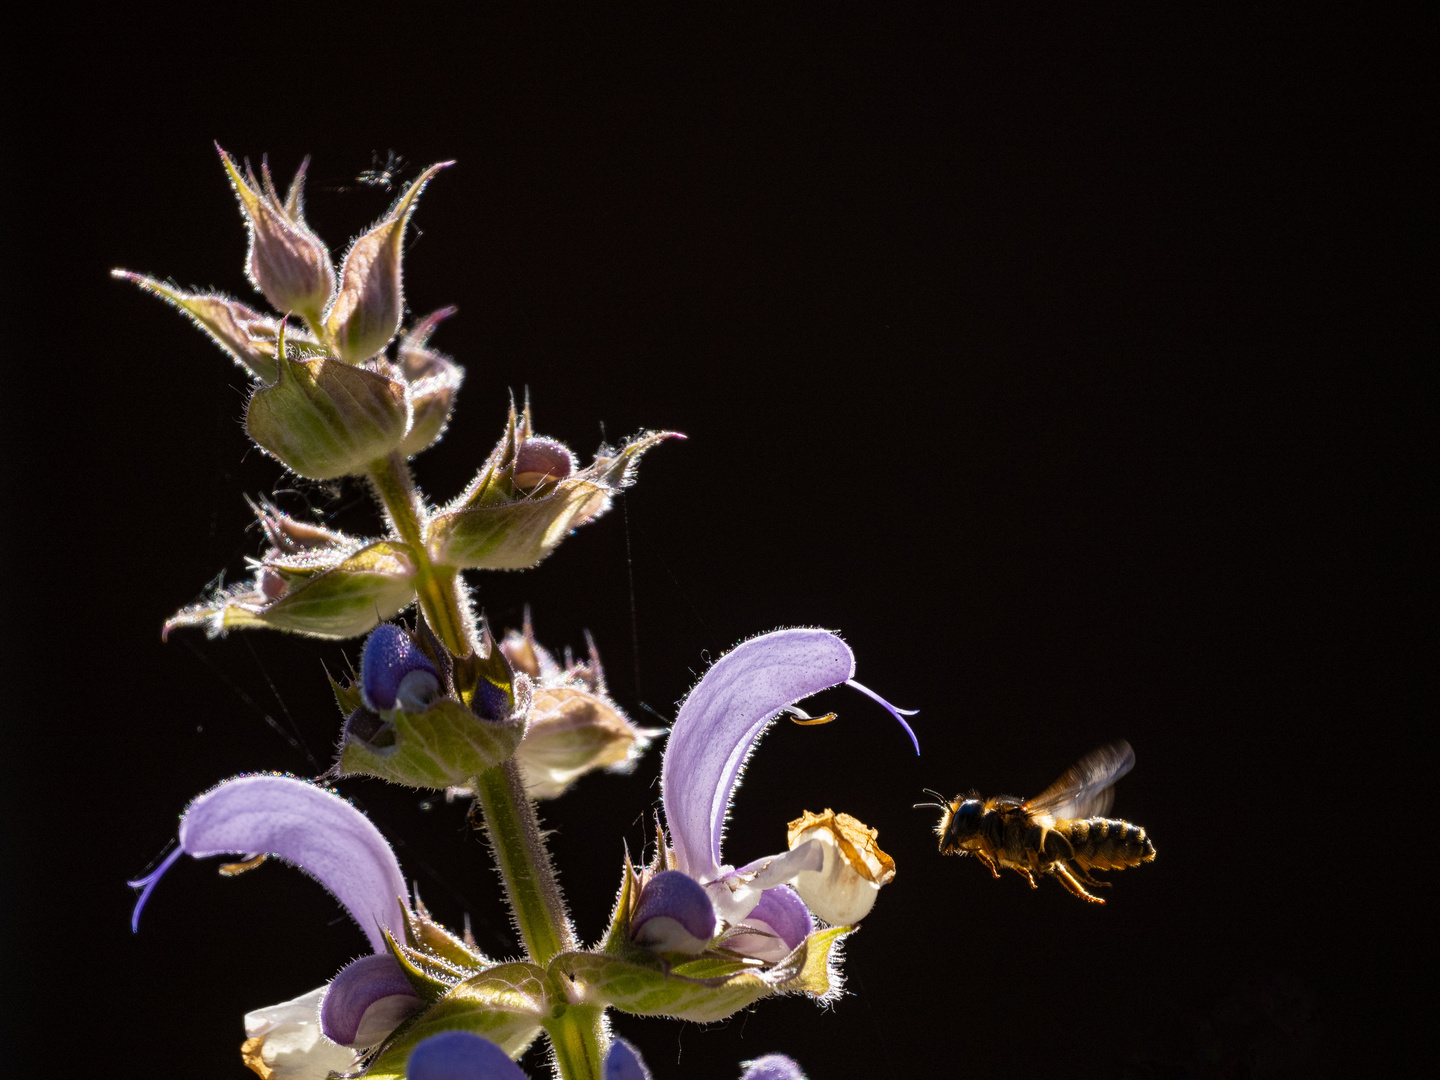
[2,9,1424,1079]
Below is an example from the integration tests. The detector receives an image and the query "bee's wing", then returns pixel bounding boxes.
[1022,741,1135,820]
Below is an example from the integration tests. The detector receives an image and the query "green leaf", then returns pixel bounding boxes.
[223,541,417,638]
[338,697,527,789]
[245,350,408,479]
[363,962,547,1078]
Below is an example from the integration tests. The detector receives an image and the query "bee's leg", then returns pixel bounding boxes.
[1071,863,1110,889]
[975,851,1002,879]
[1007,865,1038,889]
[1052,862,1105,904]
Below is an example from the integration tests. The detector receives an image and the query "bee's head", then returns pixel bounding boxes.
[937,797,985,853]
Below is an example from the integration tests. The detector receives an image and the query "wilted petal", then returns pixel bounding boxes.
[630,869,718,954]
[785,810,895,926]
[661,629,855,884]
[407,1031,528,1080]
[176,774,407,953]
[724,885,814,962]
[242,986,358,1080]
[740,1054,809,1080]
[605,1038,653,1080]
[319,953,421,1047]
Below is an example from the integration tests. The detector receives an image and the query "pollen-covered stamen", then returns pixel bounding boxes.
[361,624,441,712]
[630,869,719,954]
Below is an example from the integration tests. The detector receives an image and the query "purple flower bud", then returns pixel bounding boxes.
[362,624,441,713]
[217,146,335,324]
[513,437,576,491]
[741,1054,809,1080]
[630,869,718,954]
[320,953,421,1047]
[605,1038,653,1080]
[407,1031,527,1080]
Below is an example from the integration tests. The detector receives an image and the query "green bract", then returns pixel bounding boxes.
[163,540,418,639]
[427,423,675,571]
[338,694,530,789]
[245,346,410,480]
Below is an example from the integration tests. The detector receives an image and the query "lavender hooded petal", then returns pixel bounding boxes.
[320,953,420,1046]
[662,629,854,881]
[605,1038,653,1080]
[179,774,408,953]
[741,1055,809,1080]
[407,1031,527,1080]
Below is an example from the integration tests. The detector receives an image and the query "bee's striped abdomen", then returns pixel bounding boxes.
[1066,817,1156,871]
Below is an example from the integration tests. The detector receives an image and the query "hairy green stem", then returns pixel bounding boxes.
[544,1005,607,1080]
[367,452,469,656]
[368,451,598,1076]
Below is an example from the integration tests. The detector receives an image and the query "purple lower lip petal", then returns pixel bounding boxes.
[743,886,813,953]
[631,869,719,952]
[320,953,420,1046]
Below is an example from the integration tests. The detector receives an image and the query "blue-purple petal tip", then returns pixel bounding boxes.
[407,1030,527,1080]
[846,678,920,754]
[126,845,184,933]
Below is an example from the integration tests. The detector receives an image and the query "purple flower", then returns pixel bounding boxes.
[407,1030,528,1080]
[361,622,441,713]
[128,773,408,953]
[658,628,915,927]
[741,1054,810,1080]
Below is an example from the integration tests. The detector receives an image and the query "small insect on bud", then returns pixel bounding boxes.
[324,162,452,364]
[217,146,335,326]
[512,438,576,492]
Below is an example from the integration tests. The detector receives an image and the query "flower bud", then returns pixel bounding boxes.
[630,870,718,954]
[218,146,335,324]
[514,685,649,799]
[361,624,442,713]
[324,162,452,363]
[425,402,677,571]
[396,308,465,458]
[111,271,313,382]
[784,809,896,926]
[244,331,410,480]
[512,438,575,491]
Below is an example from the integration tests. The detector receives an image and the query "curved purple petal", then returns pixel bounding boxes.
[362,624,440,712]
[630,869,718,953]
[604,1037,653,1080]
[179,774,408,953]
[661,629,854,881]
[320,953,420,1046]
[407,1030,527,1080]
[741,1054,809,1080]
[745,886,813,953]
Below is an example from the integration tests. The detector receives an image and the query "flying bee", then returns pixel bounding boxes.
[917,741,1155,904]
